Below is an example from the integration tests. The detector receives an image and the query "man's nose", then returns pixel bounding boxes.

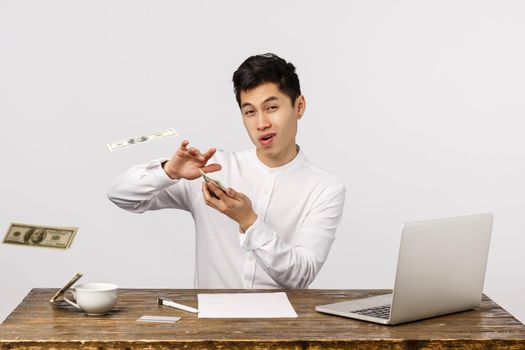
[256,113,271,130]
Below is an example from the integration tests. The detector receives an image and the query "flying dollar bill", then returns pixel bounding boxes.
[3,223,78,249]
[107,128,178,151]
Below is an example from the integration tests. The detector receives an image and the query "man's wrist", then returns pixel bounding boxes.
[162,160,180,180]
[239,212,258,233]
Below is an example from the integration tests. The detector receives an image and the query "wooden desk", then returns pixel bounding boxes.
[1,289,524,349]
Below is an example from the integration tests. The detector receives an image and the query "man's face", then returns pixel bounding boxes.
[240,82,305,167]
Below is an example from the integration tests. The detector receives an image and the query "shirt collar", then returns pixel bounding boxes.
[251,145,305,176]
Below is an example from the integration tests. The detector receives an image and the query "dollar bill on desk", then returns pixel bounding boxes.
[3,223,78,249]
[107,127,178,151]
[137,315,181,323]
[50,272,83,303]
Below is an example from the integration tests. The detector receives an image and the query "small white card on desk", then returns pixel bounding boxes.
[197,292,298,318]
[137,315,181,323]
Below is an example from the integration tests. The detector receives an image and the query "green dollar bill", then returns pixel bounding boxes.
[3,223,78,249]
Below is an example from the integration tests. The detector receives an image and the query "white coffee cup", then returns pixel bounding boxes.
[63,283,118,315]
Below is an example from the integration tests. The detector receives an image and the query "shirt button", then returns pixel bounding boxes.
[249,254,255,261]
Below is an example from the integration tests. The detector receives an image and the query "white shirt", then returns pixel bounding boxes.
[107,147,346,289]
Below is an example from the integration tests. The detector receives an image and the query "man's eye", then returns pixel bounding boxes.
[267,106,278,112]
[245,110,255,117]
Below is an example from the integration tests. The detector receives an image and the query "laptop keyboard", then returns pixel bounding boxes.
[352,305,391,319]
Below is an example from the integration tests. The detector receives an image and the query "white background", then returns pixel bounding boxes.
[1,1,524,324]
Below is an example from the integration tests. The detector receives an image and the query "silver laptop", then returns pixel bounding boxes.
[316,213,493,325]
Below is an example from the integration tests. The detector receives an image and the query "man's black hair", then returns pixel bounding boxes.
[232,53,301,107]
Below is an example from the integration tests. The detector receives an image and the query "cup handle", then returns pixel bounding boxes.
[63,289,81,310]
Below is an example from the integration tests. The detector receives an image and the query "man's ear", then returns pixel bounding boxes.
[296,95,306,119]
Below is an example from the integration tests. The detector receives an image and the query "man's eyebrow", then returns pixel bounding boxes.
[241,96,279,109]
[263,96,279,104]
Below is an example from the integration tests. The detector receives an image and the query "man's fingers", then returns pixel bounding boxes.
[203,147,217,161]
[207,181,227,200]
[179,140,189,151]
[195,149,206,161]
[202,182,220,207]
[176,140,190,156]
[219,186,240,200]
[181,142,214,163]
[201,181,211,201]
[201,163,222,174]
[225,187,236,198]
[188,147,207,161]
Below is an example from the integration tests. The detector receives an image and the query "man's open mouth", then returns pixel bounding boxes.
[260,133,275,141]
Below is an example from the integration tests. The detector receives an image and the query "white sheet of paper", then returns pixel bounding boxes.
[197,292,298,318]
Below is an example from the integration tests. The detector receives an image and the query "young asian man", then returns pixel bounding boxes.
[107,53,346,289]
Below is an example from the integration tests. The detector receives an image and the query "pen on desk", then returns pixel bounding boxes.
[157,297,199,313]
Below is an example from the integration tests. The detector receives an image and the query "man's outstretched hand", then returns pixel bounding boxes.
[163,140,221,180]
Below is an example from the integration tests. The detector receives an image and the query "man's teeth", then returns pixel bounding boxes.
[262,135,273,140]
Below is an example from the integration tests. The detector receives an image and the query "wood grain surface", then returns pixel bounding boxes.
[1,288,524,349]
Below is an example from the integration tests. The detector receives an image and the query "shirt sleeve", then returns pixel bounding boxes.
[107,159,194,213]
[241,184,346,289]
